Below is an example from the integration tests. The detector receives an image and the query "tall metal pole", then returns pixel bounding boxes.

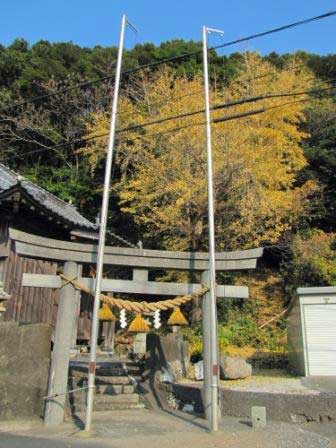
[202,25,222,432]
[85,14,127,433]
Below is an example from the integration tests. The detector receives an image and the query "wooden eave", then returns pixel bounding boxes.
[0,185,74,230]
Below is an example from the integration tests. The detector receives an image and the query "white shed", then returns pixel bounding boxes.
[287,286,336,376]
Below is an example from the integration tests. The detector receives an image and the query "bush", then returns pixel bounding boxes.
[218,319,286,352]
[182,311,287,361]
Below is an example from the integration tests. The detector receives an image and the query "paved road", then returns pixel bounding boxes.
[0,434,86,448]
[0,410,335,448]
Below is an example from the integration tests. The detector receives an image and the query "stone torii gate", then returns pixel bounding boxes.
[9,228,263,426]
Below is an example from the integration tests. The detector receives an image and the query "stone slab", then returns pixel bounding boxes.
[0,322,51,420]
[133,333,147,355]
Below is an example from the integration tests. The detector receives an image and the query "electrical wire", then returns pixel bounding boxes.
[3,81,335,164]
[6,84,336,155]
[214,82,336,108]
[1,58,334,135]
[1,10,335,114]
[4,88,330,249]
[0,61,312,125]
[4,86,335,165]
[96,63,317,123]
[3,10,334,250]
[75,82,336,135]
[112,81,336,134]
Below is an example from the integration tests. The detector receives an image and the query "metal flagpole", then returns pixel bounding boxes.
[202,25,223,432]
[85,14,127,433]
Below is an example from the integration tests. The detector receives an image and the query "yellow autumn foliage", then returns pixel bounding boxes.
[81,53,317,251]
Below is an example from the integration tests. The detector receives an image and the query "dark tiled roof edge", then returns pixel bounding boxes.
[0,164,96,230]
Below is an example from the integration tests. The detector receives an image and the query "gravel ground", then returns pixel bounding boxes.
[182,370,336,395]
[0,409,336,448]
[219,370,320,394]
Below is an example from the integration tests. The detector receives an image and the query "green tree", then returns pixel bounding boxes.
[301,98,336,231]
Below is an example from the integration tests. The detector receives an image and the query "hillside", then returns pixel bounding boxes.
[1,39,336,349]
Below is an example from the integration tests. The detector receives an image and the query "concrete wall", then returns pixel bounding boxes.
[0,322,51,420]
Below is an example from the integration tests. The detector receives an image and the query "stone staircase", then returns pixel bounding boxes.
[67,356,146,415]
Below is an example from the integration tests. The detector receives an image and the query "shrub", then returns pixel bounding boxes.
[183,311,287,361]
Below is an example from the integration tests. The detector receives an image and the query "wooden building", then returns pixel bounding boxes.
[0,164,96,340]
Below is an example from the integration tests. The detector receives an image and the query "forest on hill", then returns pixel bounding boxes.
[1,38,336,353]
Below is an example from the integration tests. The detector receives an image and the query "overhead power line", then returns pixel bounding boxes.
[5,83,336,157]
[111,72,336,127]
[118,88,336,141]
[5,86,336,164]
[0,61,313,124]
[119,11,336,76]
[0,62,313,125]
[0,74,116,113]
[114,83,336,135]
[213,82,336,108]
[2,108,265,162]
[212,11,336,52]
[1,10,335,114]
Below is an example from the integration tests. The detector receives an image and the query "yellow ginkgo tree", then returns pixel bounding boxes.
[80,53,317,251]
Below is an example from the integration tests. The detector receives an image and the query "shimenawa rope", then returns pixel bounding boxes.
[60,274,208,314]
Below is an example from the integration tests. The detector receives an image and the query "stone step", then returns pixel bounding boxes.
[95,384,135,395]
[95,393,139,405]
[69,392,139,405]
[70,393,141,413]
[68,403,146,416]
[71,354,129,361]
[70,359,144,369]
[69,362,143,378]
[69,374,135,386]
[70,355,144,366]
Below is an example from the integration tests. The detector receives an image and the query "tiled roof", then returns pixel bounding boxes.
[0,164,96,230]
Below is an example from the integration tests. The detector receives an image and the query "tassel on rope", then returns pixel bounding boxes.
[128,313,150,333]
[98,302,116,321]
[168,307,188,326]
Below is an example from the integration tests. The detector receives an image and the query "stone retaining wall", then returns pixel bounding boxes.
[168,383,336,423]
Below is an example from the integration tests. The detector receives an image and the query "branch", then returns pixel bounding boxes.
[258,308,289,330]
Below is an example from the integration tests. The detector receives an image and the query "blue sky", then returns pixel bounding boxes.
[1,0,335,55]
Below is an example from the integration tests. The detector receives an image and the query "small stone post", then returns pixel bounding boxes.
[44,261,78,426]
